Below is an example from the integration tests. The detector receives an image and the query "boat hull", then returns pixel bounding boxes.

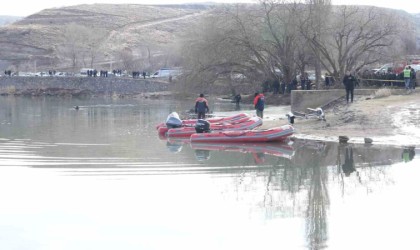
[190,125,294,143]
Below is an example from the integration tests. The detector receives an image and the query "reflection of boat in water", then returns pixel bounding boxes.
[164,137,191,153]
[190,125,293,143]
[190,142,294,159]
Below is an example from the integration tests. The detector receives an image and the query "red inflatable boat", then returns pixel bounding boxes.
[157,113,250,136]
[156,113,249,130]
[167,116,263,138]
[190,125,294,143]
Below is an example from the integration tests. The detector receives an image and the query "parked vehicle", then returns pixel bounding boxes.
[17,72,34,77]
[54,72,67,77]
[408,64,420,72]
[151,68,181,78]
[296,72,325,82]
[374,61,420,75]
[34,72,48,77]
[79,68,95,77]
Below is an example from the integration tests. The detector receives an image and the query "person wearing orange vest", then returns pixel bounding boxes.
[253,92,265,118]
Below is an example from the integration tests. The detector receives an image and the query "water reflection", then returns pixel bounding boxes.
[1,97,419,250]
[402,146,415,163]
[194,149,211,161]
[166,140,183,153]
[159,137,415,249]
[190,142,294,159]
[341,146,356,177]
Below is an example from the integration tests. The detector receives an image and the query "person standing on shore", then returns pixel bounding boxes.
[410,67,416,90]
[342,71,358,103]
[325,73,330,88]
[195,93,209,119]
[253,92,265,118]
[403,66,411,91]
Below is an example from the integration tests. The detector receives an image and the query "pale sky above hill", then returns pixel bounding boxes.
[0,0,419,16]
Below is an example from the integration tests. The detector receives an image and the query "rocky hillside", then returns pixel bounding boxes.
[0,4,211,71]
[0,4,418,72]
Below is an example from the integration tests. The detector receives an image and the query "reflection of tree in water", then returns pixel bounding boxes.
[305,162,329,250]
[224,140,405,249]
[299,141,330,250]
[262,141,331,249]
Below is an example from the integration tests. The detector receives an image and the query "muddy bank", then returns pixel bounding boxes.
[260,91,420,146]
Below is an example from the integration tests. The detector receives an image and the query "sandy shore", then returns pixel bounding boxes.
[258,91,420,146]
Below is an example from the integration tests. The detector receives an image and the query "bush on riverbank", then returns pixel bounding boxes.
[374,88,392,98]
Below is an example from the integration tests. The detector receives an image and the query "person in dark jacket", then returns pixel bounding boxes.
[195,93,209,119]
[300,73,308,90]
[234,93,241,105]
[342,71,359,103]
[410,68,416,89]
[325,73,330,88]
[253,92,265,118]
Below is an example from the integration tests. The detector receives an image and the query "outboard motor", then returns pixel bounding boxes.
[166,112,182,128]
[195,119,210,133]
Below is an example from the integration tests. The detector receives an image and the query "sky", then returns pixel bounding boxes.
[0,0,419,17]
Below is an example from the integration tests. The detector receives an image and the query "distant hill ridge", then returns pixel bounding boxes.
[0,3,418,72]
[0,4,210,70]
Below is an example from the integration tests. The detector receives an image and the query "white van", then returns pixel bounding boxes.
[79,68,95,77]
[151,68,181,78]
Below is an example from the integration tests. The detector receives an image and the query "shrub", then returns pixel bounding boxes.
[3,86,16,95]
[374,88,391,98]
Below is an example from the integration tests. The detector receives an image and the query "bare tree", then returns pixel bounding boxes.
[83,28,108,68]
[180,7,255,90]
[181,2,304,92]
[117,47,135,71]
[301,5,400,81]
[301,0,332,88]
[59,23,84,72]
[59,23,108,71]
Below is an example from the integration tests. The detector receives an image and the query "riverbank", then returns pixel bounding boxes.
[0,76,169,97]
[260,90,420,146]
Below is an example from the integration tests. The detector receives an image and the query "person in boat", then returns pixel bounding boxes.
[253,92,265,118]
[195,93,209,119]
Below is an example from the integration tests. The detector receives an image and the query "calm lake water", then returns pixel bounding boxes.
[0,96,419,250]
